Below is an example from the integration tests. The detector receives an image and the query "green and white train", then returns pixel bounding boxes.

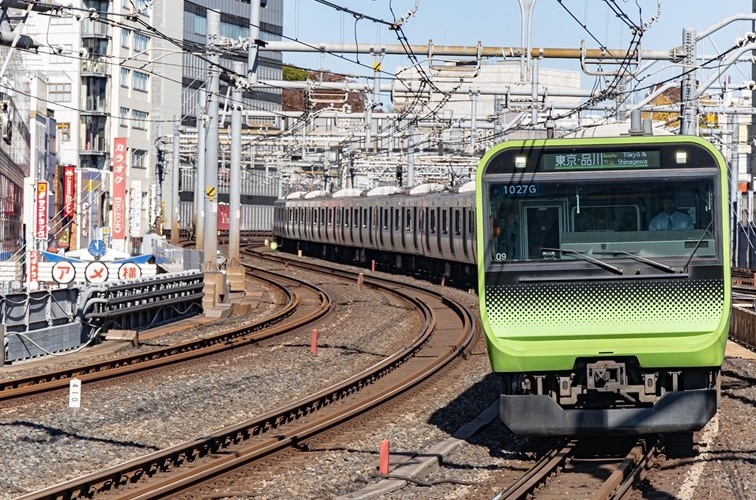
[477,135,731,435]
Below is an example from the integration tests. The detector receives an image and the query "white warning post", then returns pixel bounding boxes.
[69,377,82,415]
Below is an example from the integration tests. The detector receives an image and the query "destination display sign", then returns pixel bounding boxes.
[541,150,661,171]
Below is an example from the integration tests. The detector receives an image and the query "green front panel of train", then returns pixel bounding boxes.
[481,276,730,372]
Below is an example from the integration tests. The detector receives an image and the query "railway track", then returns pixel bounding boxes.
[0,265,329,406]
[494,437,660,500]
[16,253,476,499]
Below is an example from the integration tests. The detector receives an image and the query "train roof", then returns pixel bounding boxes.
[283,181,475,202]
[367,186,403,196]
[332,188,364,198]
[408,183,447,195]
[304,190,329,199]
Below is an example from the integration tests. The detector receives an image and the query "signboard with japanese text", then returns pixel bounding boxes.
[52,261,76,284]
[63,165,76,218]
[118,262,142,281]
[35,181,48,240]
[85,261,109,283]
[28,250,39,285]
[112,138,127,240]
[130,180,142,237]
[218,203,230,231]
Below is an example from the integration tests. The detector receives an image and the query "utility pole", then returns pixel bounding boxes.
[171,116,180,244]
[227,61,244,291]
[195,89,206,247]
[203,10,220,273]
[751,1,756,186]
[248,0,261,85]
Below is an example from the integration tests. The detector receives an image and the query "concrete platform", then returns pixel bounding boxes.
[726,340,756,360]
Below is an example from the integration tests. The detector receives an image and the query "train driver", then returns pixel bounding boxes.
[648,195,694,231]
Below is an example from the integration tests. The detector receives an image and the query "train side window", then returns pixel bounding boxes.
[406,208,412,231]
[352,208,358,227]
[362,208,368,228]
[313,209,318,225]
[454,209,461,235]
[430,209,436,234]
[468,211,474,235]
[383,208,389,229]
[288,208,293,223]
[344,208,350,227]
[328,208,333,226]
[442,209,448,235]
[394,208,400,230]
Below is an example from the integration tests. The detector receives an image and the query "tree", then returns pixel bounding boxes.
[282,65,366,113]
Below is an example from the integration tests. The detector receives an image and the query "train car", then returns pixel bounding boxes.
[476,135,731,436]
[273,182,477,284]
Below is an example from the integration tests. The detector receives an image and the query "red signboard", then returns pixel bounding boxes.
[35,181,48,240]
[218,203,230,231]
[28,250,39,284]
[112,137,127,239]
[63,165,76,218]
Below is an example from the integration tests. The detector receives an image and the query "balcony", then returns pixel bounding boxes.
[81,57,110,77]
[80,96,108,116]
[81,19,110,39]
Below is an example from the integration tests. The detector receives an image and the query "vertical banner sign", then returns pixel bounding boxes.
[218,203,230,231]
[112,138,127,240]
[129,180,142,237]
[35,181,48,240]
[63,165,76,218]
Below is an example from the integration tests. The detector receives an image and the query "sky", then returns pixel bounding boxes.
[281,0,756,92]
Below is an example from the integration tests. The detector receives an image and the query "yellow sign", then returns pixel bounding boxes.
[206,186,217,201]
[372,60,382,72]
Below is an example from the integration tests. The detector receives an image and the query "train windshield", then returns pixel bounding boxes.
[487,177,717,264]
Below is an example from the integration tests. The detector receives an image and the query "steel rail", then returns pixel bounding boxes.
[0,266,328,404]
[18,260,476,499]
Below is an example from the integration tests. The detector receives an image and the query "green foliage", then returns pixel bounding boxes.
[283,65,309,81]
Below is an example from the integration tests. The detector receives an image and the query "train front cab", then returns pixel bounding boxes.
[477,137,730,436]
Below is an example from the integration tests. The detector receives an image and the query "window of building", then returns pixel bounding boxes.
[221,20,249,40]
[121,68,130,87]
[57,122,71,142]
[48,82,72,102]
[134,33,149,52]
[119,107,129,127]
[186,4,207,36]
[132,110,148,130]
[121,28,130,48]
[132,71,148,92]
[51,15,72,25]
[131,149,147,169]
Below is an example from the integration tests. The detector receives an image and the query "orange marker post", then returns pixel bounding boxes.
[311,328,319,355]
[371,260,376,272]
[379,439,390,475]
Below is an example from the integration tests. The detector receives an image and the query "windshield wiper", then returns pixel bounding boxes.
[541,247,624,275]
[594,250,676,274]
[683,219,715,272]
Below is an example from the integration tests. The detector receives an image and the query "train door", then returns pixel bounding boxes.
[400,206,407,251]
[368,207,377,248]
[522,203,564,260]
[413,207,420,252]
[379,206,386,249]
